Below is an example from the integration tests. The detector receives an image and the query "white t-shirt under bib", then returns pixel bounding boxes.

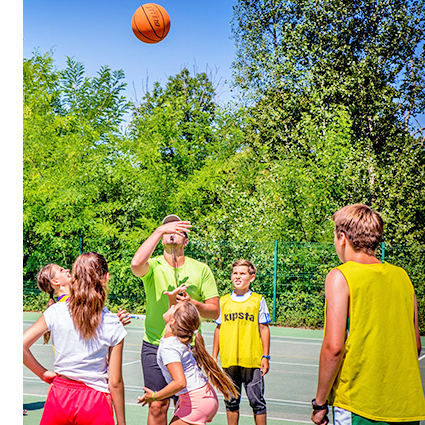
[215,290,271,325]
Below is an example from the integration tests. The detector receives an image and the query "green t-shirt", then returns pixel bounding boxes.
[141,255,218,345]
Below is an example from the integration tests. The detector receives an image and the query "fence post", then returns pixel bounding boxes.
[79,234,84,255]
[381,241,385,263]
[272,240,278,322]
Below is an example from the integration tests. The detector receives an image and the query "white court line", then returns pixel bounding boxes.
[23,389,312,411]
[272,340,322,346]
[268,335,323,342]
[24,320,321,340]
[24,392,46,396]
[30,343,143,355]
[214,411,311,423]
[419,354,425,362]
[27,345,318,367]
[23,392,311,423]
[24,320,321,342]
[122,360,141,366]
[267,398,310,406]
[272,361,318,368]
[189,330,322,343]
[24,376,42,382]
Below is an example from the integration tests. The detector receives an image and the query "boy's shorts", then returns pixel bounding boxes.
[174,383,219,425]
[333,407,420,425]
[40,376,114,425]
[223,366,266,415]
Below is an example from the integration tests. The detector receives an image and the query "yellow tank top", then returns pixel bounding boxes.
[219,292,263,368]
[327,261,425,421]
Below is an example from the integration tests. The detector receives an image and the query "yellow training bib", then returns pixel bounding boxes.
[219,292,263,368]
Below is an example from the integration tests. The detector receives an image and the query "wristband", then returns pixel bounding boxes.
[152,391,156,401]
[262,355,271,360]
[311,398,328,411]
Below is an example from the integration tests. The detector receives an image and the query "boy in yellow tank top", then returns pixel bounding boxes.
[213,260,271,425]
[311,204,425,425]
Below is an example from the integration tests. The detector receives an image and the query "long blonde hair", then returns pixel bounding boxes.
[36,263,58,344]
[68,252,108,340]
[171,301,239,400]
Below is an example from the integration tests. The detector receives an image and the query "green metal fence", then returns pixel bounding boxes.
[23,240,425,332]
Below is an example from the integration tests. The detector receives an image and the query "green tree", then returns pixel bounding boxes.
[128,69,243,229]
[231,0,425,243]
[232,0,425,140]
[24,51,133,278]
[205,106,353,242]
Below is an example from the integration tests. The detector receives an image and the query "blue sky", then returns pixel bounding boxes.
[22,0,424,131]
[23,0,238,114]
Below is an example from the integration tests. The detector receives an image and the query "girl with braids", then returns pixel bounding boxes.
[138,287,238,425]
[23,252,127,425]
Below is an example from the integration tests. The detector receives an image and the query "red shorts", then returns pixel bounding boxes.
[40,376,114,425]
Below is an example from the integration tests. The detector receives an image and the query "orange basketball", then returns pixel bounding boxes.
[132,3,170,44]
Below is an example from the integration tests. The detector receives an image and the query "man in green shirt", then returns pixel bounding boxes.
[131,214,219,425]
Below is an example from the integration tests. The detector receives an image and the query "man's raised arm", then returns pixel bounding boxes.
[130,221,192,277]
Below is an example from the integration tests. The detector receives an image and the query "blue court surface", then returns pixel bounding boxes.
[23,312,425,425]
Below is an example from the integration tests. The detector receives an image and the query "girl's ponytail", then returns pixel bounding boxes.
[193,332,239,400]
[68,252,108,340]
[36,264,57,344]
[172,301,239,401]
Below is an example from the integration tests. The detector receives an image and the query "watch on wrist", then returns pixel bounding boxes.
[262,355,271,360]
[311,398,328,411]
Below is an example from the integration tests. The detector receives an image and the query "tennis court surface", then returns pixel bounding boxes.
[23,312,425,425]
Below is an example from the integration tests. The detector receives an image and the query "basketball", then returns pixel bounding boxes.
[132,3,170,44]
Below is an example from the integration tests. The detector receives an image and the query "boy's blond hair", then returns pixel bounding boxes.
[232,259,257,275]
[333,204,384,255]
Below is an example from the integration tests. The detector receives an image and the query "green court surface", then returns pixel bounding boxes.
[23,312,425,425]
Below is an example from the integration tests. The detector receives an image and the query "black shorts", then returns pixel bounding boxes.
[223,366,266,415]
[141,340,168,391]
[141,340,178,402]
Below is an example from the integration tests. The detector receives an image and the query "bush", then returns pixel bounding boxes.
[23,240,425,334]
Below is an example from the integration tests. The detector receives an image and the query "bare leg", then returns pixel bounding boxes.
[254,413,267,425]
[226,410,240,425]
[147,399,169,425]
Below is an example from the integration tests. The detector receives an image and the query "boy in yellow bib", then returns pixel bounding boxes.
[213,260,271,425]
[311,204,425,425]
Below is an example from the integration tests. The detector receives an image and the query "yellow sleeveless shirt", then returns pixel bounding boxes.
[327,261,425,421]
[219,292,263,368]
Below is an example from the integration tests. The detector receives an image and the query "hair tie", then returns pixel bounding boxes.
[193,330,199,335]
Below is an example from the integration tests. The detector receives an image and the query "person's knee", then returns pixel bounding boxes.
[225,395,241,412]
[246,371,266,414]
[149,399,169,419]
[226,404,240,412]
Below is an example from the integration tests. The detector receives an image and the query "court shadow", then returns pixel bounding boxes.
[23,401,45,411]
